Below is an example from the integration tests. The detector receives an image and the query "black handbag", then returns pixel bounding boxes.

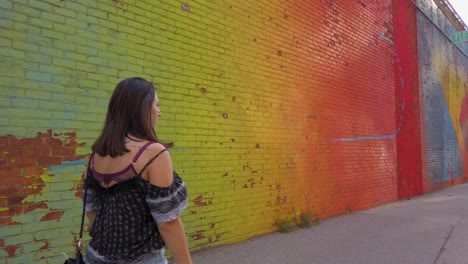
[64,167,90,264]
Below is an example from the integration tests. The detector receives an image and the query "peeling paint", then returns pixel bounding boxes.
[181,4,191,12]
[1,130,88,261]
[191,229,205,240]
[40,210,65,222]
[1,130,87,226]
[5,245,20,257]
[193,195,213,206]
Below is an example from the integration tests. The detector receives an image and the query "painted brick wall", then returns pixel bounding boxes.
[393,0,424,199]
[0,0,465,263]
[415,1,468,192]
[0,131,86,262]
[392,1,468,199]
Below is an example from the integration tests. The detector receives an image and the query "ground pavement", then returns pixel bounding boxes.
[190,183,468,264]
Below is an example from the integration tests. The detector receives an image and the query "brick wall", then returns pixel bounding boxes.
[393,0,424,199]
[0,130,86,262]
[415,0,468,192]
[0,0,466,263]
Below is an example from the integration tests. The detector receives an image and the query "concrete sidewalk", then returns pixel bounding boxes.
[191,183,468,264]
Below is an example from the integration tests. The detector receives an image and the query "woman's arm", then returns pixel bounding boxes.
[86,211,96,232]
[157,217,192,264]
[145,145,192,264]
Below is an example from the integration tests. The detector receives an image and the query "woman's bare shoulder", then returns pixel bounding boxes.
[141,142,173,187]
[135,141,170,166]
[145,142,167,155]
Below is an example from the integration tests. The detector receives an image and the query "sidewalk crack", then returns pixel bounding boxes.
[433,218,461,264]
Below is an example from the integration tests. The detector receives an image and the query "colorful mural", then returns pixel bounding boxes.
[0,0,467,263]
[416,5,468,186]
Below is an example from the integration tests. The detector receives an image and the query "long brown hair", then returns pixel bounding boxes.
[92,77,172,157]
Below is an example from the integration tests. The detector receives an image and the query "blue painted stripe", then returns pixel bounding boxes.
[47,159,87,171]
[329,134,396,142]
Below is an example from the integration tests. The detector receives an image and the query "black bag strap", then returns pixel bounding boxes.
[77,156,92,252]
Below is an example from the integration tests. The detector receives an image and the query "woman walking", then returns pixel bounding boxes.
[83,77,192,264]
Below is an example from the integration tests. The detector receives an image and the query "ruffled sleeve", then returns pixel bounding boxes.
[83,176,101,213]
[145,171,188,222]
[84,188,100,212]
[83,154,100,213]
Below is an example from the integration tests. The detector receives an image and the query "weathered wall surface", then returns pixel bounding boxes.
[393,0,425,199]
[392,0,468,200]
[0,0,465,263]
[415,0,468,192]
